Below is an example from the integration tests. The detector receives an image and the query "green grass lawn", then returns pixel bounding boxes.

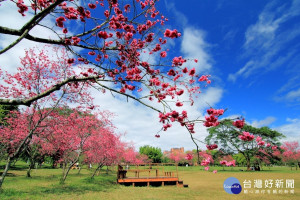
[0,162,299,200]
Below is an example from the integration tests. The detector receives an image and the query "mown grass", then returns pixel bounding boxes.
[0,162,299,200]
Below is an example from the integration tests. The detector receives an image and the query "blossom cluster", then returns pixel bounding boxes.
[185,153,193,160]
[238,131,255,141]
[220,160,236,167]
[201,157,211,166]
[203,108,224,127]
[232,119,245,128]
[256,136,265,146]
[206,144,218,150]
[158,110,188,131]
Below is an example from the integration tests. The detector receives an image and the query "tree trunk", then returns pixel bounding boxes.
[91,164,103,179]
[26,162,35,178]
[0,124,39,188]
[197,147,200,165]
[77,166,82,175]
[0,156,13,188]
[11,159,18,167]
[60,159,78,184]
[61,163,72,184]
[246,159,251,171]
[26,155,35,178]
[51,161,56,169]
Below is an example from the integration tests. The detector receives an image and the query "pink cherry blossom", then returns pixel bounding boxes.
[206,144,218,150]
[232,119,245,128]
[239,132,255,141]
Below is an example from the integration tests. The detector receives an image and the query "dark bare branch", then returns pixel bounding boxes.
[0,75,98,106]
[0,0,64,54]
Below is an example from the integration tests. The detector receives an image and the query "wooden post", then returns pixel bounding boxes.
[133,182,135,187]
[162,181,164,186]
[147,182,150,187]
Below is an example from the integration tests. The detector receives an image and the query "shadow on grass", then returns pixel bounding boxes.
[0,173,119,199]
[0,165,27,171]
[0,172,18,177]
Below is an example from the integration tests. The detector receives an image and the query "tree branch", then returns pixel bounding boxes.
[94,80,162,113]
[0,0,64,54]
[0,75,98,106]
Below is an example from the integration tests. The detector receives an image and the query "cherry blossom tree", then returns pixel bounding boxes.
[184,150,195,165]
[84,119,124,179]
[21,135,48,178]
[0,47,93,187]
[281,141,300,170]
[122,147,150,164]
[0,1,225,142]
[198,150,214,171]
[253,147,282,170]
[0,109,44,177]
[219,155,235,171]
[168,150,186,164]
[39,108,113,183]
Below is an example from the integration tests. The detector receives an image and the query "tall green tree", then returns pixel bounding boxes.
[206,119,284,170]
[139,145,163,163]
[233,153,247,166]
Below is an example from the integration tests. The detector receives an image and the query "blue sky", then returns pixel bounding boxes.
[156,0,300,139]
[0,0,299,151]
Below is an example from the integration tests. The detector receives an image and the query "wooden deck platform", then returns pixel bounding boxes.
[118,177,181,187]
[117,163,188,187]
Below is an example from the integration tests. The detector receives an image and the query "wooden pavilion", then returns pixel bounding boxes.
[117,163,188,187]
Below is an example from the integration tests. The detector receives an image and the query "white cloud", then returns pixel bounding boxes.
[251,116,277,128]
[90,86,215,151]
[244,0,300,51]
[194,87,223,112]
[228,0,300,82]
[180,27,212,74]
[275,118,300,144]
[274,86,300,104]
[282,88,300,102]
